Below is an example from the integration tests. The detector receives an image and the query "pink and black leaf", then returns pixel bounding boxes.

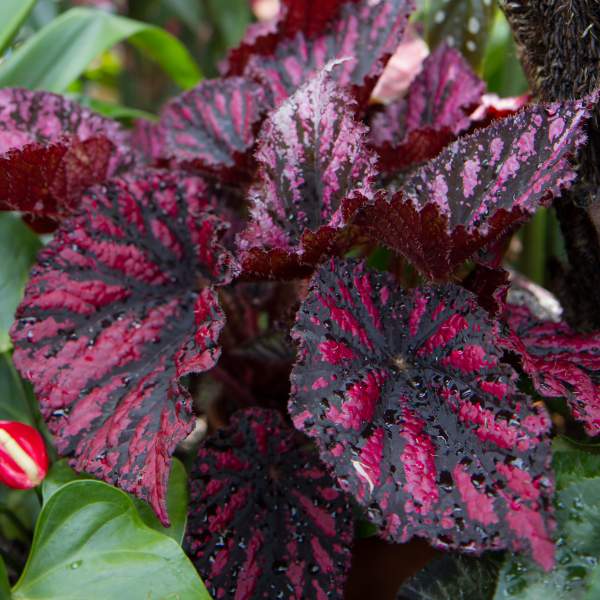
[10,170,238,525]
[353,97,592,280]
[242,0,416,108]
[370,44,485,173]
[501,296,600,437]
[147,77,270,179]
[0,88,132,220]
[238,64,377,279]
[186,408,354,599]
[290,258,555,569]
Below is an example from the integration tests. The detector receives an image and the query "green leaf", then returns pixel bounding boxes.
[0,7,201,93]
[42,458,189,544]
[41,461,94,504]
[205,0,252,50]
[423,0,497,71]
[0,556,10,600]
[0,353,37,425]
[481,10,528,96]
[0,487,40,543]
[132,458,189,545]
[0,0,37,55]
[400,554,501,600]
[0,215,41,353]
[12,480,210,600]
[494,448,600,600]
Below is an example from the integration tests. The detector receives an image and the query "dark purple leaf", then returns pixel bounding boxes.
[186,408,353,599]
[501,296,600,436]
[238,64,377,279]
[10,170,238,524]
[244,0,416,108]
[0,88,132,218]
[370,44,485,172]
[149,77,269,179]
[352,97,592,280]
[290,258,555,569]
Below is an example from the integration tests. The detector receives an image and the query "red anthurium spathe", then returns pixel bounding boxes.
[0,421,48,489]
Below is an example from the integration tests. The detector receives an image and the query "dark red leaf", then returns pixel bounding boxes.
[10,170,238,524]
[370,44,485,172]
[281,0,356,38]
[353,97,592,280]
[150,77,269,179]
[244,0,416,108]
[0,88,132,218]
[462,266,510,316]
[238,64,377,279]
[501,292,600,436]
[290,258,555,569]
[470,93,531,129]
[186,408,353,599]
[224,0,362,77]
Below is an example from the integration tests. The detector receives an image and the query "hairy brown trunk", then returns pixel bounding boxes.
[500,1,600,330]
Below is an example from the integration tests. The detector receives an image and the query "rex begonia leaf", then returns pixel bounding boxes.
[290,258,555,569]
[149,77,269,178]
[370,44,485,172]
[353,97,592,280]
[0,88,132,218]
[238,64,377,279]
[10,170,237,525]
[244,0,416,108]
[501,300,600,437]
[185,408,353,599]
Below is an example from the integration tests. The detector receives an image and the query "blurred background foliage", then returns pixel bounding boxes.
[0,0,570,586]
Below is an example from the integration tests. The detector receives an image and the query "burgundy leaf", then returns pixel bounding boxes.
[0,88,132,218]
[353,97,592,280]
[244,0,416,108]
[281,0,355,38]
[238,65,377,279]
[224,0,359,76]
[150,77,269,178]
[501,296,600,436]
[462,265,510,316]
[470,93,531,129]
[370,44,485,172]
[186,408,353,599]
[290,258,555,569]
[10,170,238,524]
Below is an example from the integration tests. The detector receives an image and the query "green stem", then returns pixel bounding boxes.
[519,209,548,285]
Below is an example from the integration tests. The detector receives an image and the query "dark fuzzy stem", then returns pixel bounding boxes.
[501,0,600,330]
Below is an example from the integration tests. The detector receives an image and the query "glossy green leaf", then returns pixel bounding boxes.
[400,554,501,600]
[0,353,37,425]
[0,7,201,93]
[0,486,40,543]
[42,458,189,544]
[423,0,496,71]
[0,215,41,353]
[0,0,37,55]
[12,480,210,600]
[0,556,10,600]
[494,447,600,600]
[132,458,189,545]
